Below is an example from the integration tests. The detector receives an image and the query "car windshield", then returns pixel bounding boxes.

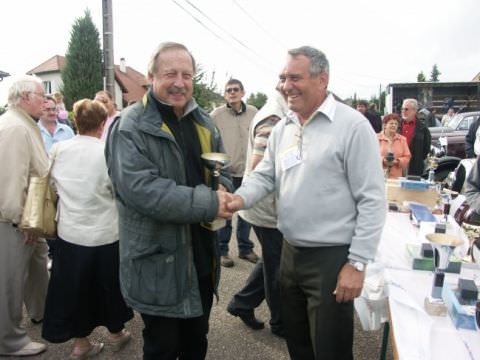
[446,114,463,130]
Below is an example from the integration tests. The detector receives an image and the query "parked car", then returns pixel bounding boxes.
[429,111,480,158]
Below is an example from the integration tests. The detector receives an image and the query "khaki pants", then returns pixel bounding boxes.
[0,223,48,353]
[24,238,49,321]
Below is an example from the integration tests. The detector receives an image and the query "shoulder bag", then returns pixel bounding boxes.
[19,147,58,239]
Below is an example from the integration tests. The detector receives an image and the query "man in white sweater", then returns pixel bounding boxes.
[228,46,386,360]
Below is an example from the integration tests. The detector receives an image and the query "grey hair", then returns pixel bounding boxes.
[403,98,418,111]
[147,42,196,77]
[288,46,329,76]
[8,75,43,106]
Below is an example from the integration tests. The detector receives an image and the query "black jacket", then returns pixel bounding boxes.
[399,113,431,176]
[465,118,480,158]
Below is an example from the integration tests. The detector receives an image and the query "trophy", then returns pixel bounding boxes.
[461,222,480,262]
[424,233,464,315]
[200,152,231,231]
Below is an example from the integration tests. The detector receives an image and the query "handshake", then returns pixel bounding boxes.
[216,190,244,219]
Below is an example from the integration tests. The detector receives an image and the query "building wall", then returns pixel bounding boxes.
[39,72,62,95]
[34,71,124,109]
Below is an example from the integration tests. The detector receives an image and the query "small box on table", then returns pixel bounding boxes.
[442,283,478,331]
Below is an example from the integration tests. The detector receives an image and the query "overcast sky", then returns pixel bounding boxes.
[1,0,479,104]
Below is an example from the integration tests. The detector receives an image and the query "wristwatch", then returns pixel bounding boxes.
[348,260,366,272]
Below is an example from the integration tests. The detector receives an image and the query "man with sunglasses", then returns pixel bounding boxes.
[211,79,259,267]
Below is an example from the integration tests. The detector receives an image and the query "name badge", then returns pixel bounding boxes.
[281,146,302,171]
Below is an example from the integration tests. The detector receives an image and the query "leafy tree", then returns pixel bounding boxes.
[192,67,223,112]
[417,71,426,82]
[62,9,103,110]
[430,64,441,82]
[247,92,268,109]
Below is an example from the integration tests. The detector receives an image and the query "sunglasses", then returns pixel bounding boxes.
[226,87,241,93]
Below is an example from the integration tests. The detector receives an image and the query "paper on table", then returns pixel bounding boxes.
[387,279,433,360]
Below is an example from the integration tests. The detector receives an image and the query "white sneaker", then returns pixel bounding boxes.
[1,341,47,356]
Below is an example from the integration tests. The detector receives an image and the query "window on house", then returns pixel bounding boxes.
[43,81,51,95]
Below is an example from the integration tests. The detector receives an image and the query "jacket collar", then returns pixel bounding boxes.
[226,101,246,115]
[137,90,208,136]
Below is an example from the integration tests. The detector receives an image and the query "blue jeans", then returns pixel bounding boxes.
[228,226,283,331]
[218,177,253,256]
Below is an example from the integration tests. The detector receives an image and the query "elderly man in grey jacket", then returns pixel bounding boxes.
[106,42,233,360]
[228,46,386,360]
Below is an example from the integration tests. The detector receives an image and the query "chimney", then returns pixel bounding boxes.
[120,57,127,73]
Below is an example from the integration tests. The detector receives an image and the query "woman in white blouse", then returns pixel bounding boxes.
[42,99,132,359]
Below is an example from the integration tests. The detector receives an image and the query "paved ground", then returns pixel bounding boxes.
[3,220,393,359]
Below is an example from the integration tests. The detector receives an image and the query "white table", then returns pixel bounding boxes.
[374,212,480,360]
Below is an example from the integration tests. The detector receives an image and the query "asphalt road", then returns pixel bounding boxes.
[4,221,393,359]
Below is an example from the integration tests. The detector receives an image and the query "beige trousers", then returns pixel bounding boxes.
[24,238,49,321]
[0,223,48,353]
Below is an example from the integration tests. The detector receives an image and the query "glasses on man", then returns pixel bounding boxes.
[43,107,57,112]
[225,87,241,94]
[30,91,46,99]
[296,131,303,160]
[401,107,411,111]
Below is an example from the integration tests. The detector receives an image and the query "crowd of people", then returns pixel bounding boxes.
[0,41,452,360]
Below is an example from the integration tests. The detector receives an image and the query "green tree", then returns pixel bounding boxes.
[430,64,441,82]
[62,9,103,110]
[417,71,426,82]
[192,67,223,112]
[247,92,268,109]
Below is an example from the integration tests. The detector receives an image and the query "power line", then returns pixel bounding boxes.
[170,0,272,73]
[230,0,286,50]
[182,0,271,68]
[170,0,223,41]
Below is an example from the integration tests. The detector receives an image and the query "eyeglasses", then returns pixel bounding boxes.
[226,87,241,93]
[296,131,303,160]
[43,107,57,112]
[30,91,46,99]
[401,107,411,111]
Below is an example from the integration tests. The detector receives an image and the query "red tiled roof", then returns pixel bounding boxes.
[28,55,148,105]
[28,55,65,74]
[114,65,149,104]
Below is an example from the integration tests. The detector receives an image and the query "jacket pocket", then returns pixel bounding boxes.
[131,253,178,306]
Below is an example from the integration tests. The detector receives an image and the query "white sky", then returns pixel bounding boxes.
[1,0,479,104]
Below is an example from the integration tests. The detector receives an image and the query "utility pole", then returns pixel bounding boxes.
[102,0,115,98]
[379,84,382,114]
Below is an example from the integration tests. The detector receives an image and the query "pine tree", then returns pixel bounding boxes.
[62,9,103,110]
[430,64,441,82]
[417,71,426,82]
[246,92,268,109]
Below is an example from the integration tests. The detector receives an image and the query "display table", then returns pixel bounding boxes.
[372,212,480,360]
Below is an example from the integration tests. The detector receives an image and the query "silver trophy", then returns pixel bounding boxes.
[424,233,464,315]
[201,152,231,231]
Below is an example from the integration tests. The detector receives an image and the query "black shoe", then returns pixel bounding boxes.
[31,318,43,325]
[227,306,264,330]
[271,327,286,338]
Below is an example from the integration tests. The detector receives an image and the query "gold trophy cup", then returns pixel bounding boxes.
[201,152,231,231]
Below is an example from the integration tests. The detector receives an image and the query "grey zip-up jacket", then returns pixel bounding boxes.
[105,92,231,317]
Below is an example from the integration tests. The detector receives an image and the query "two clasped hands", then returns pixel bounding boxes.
[215,187,244,219]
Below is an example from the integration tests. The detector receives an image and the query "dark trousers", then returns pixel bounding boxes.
[219,177,253,256]
[228,226,283,330]
[280,241,353,360]
[140,275,214,360]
